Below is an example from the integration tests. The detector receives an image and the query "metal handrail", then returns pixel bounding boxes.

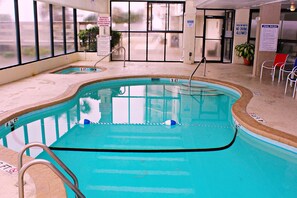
[188,57,206,87]
[94,46,126,68]
[18,142,84,198]
[18,159,85,198]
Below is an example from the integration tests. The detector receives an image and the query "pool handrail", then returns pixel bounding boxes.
[188,57,207,87]
[94,46,126,68]
[18,142,84,198]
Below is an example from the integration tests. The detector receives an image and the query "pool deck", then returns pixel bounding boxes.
[0,61,297,197]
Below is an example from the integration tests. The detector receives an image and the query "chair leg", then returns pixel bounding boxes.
[293,82,297,98]
[272,68,275,82]
[260,67,263,80]
[285,79,289,94]
[278,69,282,83]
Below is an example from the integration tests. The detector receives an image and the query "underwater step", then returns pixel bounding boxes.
[85,185,195,197]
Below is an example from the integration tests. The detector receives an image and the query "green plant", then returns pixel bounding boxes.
[235,42,255,64]
[111,31,122,48]
[78,27,122,51]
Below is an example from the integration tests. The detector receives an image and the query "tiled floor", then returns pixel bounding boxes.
[0,61,296,197]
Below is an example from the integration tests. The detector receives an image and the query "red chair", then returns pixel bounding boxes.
[260,53,289,81]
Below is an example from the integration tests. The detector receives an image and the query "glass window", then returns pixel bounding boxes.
[195,38,203,61]
[250,12,259,38]
[169,4,183,31]
[130,33,146,60]
[112,2,129,31]
[77,9,98,51]
[195,10,204,37]
[148,3,167,31]
[53,5,64,55]
[130,2,147,31]
[65,8,74,53]
[148,33,165,61]
[166,33,183,61]
[37,1,51,59]
[0,0,18,68]
[279,12,297,40]
[19,0,36,63]
[205,10,225,16]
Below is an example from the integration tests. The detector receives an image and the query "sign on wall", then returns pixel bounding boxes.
[97,35,111,56]
[97,16,110,27]
[186,20,194,28]
[259,24,279,52]
[235,23,248,36]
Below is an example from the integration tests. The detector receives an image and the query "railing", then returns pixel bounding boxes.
[18,142,85,198]
[94,46,126,68]
[188,57,207,87]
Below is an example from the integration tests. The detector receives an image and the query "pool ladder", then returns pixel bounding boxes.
[188,57,207,88]
[94,46,126,68]
[18,142,85,198]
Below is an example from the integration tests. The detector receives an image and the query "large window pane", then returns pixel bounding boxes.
[77,9,98,51]
[65,8,74,53]
[37,1,51,59]
[112,32,128,61]
[166,33,183,61]
[169,4,183,31]
[19,0,36,63]
[280,12,297,40]
[195,10,204,37]
[148,33,165,61]
[250,12,259,38]
[130,2,147,31]
[148,3,167,31]
[130,33,146,60]
[112,2,128,31]
[0,0,17,68]
[195,38,203,61]
[53,5,64,55]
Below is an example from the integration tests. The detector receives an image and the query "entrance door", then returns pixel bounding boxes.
[204,17,224,62]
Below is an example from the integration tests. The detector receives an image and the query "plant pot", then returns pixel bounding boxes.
[243,58,252,66]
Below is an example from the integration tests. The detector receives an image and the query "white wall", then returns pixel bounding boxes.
[232,9,250,64]
[37,0,109,13]
[0,54,78,85]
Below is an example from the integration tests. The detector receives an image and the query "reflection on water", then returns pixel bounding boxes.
[0,80,237,157]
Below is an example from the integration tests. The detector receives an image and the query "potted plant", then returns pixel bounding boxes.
[235,42,255,66]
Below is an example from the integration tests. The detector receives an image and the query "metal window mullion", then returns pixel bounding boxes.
[23,125,30,156]
[67,110,71,130]
[49,4,54,57]
[33,0,40,60]
[73,9,78,52]
[62,7,67,54]
[54,115,60,140]
[14,0,22,64]
[40,118,46,145]
[128,2,131,61]
[146,2,149,61]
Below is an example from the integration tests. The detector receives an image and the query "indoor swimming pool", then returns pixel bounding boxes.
[1,78,297,197]
[53,66,102,74]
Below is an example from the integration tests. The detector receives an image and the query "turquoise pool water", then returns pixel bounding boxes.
[1,78,297,197]
[54,67,101,74]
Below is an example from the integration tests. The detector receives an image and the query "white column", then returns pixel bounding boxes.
[183,0,196,64]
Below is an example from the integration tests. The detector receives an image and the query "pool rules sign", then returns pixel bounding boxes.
[259,24,279,52]
[97,15,111,56]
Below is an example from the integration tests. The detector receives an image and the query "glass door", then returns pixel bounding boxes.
[204,16,224,62]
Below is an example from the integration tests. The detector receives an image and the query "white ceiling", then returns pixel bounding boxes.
[195,0,296,9]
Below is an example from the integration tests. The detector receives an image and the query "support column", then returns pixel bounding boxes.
[253,3,281,77]
[183,0,196,64]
